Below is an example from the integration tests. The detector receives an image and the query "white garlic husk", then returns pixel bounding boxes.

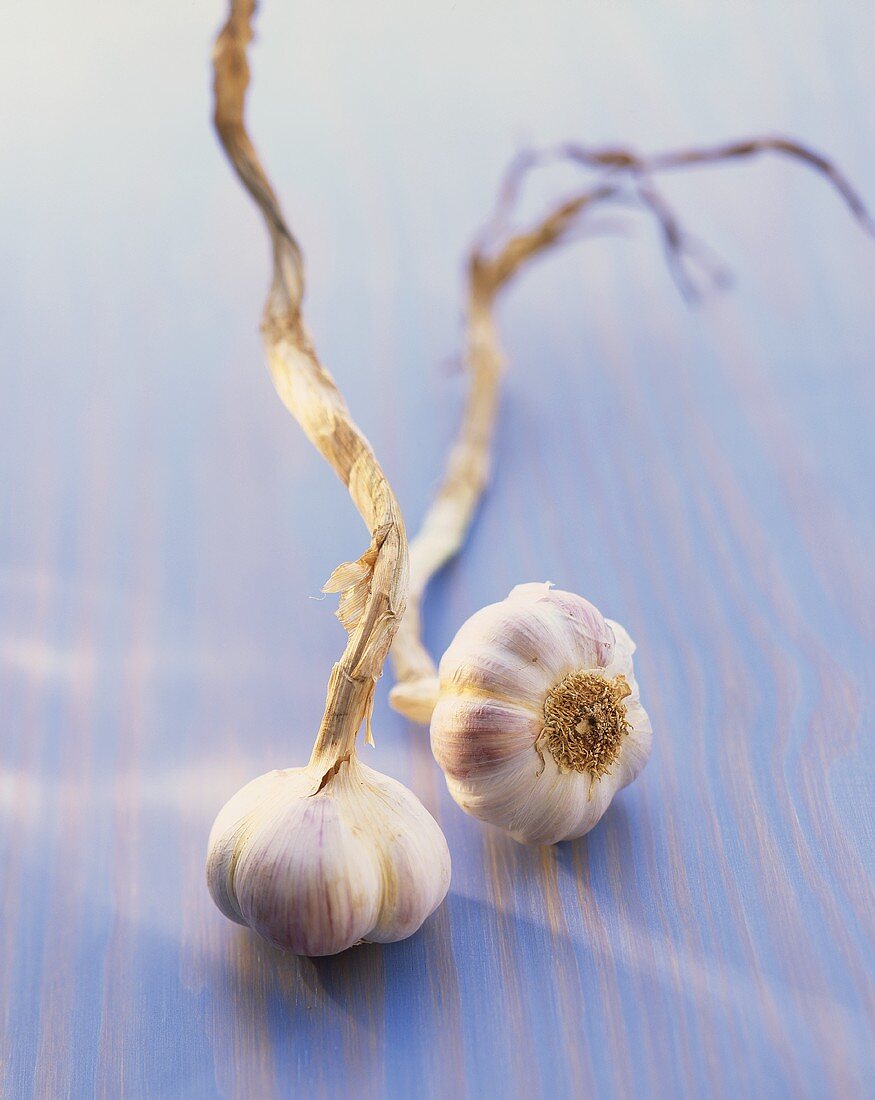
[430,582,652,845]
[206,754,451,956]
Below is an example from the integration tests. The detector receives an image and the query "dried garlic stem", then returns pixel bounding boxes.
[214,0,406,765]
[388,185,618,722]
[389,137,872,722]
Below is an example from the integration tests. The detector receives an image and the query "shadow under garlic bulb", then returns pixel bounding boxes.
[430,583,652,845]
[206,756,451,956]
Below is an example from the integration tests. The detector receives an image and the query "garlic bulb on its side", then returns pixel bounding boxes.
[207,755,450,956]
[430,583,651,845]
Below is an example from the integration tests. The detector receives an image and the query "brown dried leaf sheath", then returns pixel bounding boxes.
[213,1,406,763]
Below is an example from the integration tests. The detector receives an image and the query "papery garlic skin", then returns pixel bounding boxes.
[430,583,652,845]
[206,757,451,956]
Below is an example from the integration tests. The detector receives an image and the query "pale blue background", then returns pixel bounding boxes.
[2,1,874,1097]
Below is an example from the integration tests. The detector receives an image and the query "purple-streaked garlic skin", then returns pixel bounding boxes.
[206,758,451,956]
[430,583,652,845]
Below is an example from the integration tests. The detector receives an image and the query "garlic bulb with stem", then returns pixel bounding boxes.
[207,0,449,955]
[389,133,873,842]
[207,749,450,956]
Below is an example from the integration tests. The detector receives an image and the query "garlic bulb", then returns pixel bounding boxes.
[430,583,651,845]
[207,755,450,956]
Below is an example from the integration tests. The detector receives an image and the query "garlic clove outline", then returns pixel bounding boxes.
[430,582,652,845]
[206,756,451,956]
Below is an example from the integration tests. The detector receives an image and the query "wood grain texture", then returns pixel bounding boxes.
[2,0,874,1096]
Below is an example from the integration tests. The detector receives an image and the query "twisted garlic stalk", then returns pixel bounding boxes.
[207,0,449,955]
[213,0,404,761]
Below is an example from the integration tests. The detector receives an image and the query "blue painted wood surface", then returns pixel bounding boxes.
[2,1,874,1096]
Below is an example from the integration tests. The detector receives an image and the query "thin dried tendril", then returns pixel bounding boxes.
[389,135,873,720]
